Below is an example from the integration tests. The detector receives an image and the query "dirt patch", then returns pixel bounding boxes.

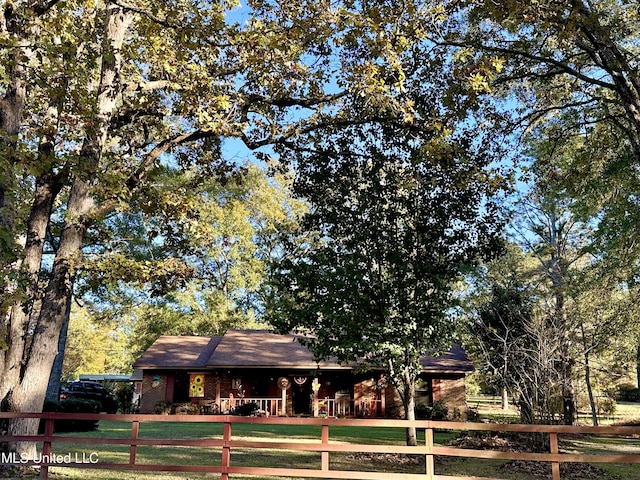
[449,433,618,480]
[500,460,615,480]
[448,433,525,452]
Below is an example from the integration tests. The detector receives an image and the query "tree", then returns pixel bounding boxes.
[466,244,536,411]
[0,0,431,459]
[570,267,640,425]
[270,121,504,445]
[444,0,640,161]
[112,164,308,357]
[467,245,572,427]
[510,183,593,425]
[61,306,129,379]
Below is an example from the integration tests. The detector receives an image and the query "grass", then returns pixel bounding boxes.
[5,399,640,480]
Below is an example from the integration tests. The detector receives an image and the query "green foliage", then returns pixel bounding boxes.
[113,383,136,414]
[415,400,449,420]
[234,401,260,416]
[154,401,173,415]
[270,113,504,447]
[62,306,129,379]
[42,398,101,432]
[615,384,640,403]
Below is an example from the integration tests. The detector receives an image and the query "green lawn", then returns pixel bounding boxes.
[4,415,638,480]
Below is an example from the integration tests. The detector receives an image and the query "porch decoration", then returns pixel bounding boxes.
[294,376,307,385]
[277,377,289,416]
[189,374,205,397]
[312,378,321,417]
[277,377,290,390]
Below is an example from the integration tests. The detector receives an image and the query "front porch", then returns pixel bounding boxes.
[170,370,390,418]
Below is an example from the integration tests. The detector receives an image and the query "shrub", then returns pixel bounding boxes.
[174,402,199,415]
[42,398,101,432]
[114,382,135,413]
[234,401,260,416]
[616,384,639,402]
[465,407,481,423]
[415,400,449,420]
[596,396,616,417]
[154,401,172,415]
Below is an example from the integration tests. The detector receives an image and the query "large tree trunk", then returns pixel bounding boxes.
[0,0,28,323]
[2,5,131,459]
[46,303,71,402]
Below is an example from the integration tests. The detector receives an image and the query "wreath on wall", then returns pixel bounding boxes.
[277,377,291,390]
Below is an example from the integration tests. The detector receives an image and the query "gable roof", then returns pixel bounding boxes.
[420,345,474,372]
[134,335,222,369]
[206,330,344,369]
[133,330,473,373]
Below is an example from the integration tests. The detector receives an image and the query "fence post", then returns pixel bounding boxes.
[425,423,434,480]
[129,420,139,466]
[549,432,560,480]
[321,422,329,471]
[39,417,54,480]
[221,419,232,480]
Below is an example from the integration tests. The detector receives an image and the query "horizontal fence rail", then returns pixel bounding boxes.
[0,412,639,480]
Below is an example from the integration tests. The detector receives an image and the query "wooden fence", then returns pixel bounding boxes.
[1,412,639,480]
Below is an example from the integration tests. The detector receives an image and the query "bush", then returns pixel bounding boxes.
[596,396,616,417]
[616,384,639,402]
[114,382,135,413]
[42,398,101,432]
[234,401,260,416]
[154,401,172,414]
[415,400,449,420]
[174,402,199,415]
[466,407,481,422]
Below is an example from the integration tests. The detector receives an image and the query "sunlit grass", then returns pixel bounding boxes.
[10,407,636,480]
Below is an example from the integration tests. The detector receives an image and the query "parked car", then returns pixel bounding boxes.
[59,381,118,413]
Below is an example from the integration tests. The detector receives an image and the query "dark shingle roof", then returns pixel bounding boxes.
[207,330,346,369]
[133,336,222,369]
[133,330,473,373]
[420,345,474,372]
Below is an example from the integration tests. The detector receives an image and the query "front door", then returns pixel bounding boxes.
[174,371,190,403]
[292,377,312,415]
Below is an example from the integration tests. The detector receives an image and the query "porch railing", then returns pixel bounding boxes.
[223,397,283,416]
[218,396,374,417]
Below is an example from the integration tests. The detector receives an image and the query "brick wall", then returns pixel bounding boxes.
[436,374,467,413]
[139,372,169,413]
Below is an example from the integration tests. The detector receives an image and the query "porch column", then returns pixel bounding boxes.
[312,378,320,416]
[277,377,290,416]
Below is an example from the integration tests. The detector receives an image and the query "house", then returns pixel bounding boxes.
[133,330,473,417]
